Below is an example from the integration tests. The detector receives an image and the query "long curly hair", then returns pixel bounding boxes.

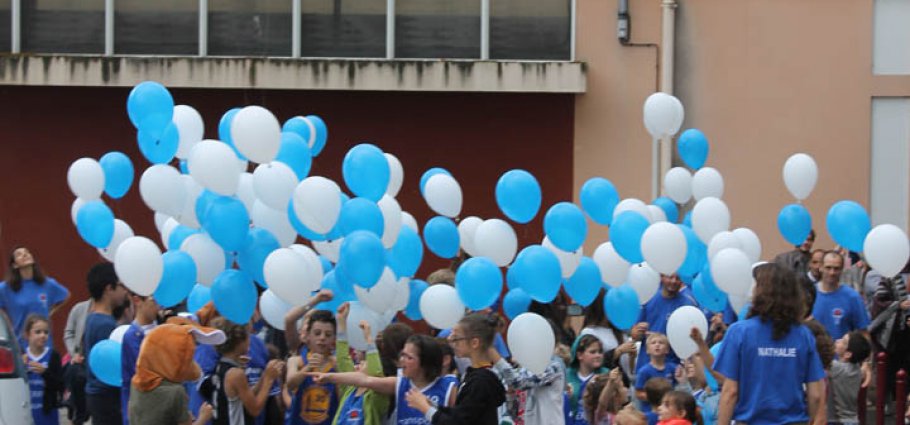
[747,263,805,340]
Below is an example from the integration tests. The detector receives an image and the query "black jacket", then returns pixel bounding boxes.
[432,366,506,425]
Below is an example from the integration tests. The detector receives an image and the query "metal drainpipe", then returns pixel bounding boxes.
[657,0,677,199]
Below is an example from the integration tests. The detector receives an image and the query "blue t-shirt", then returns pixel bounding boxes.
[713,317,826,425]
[189,343,220,417]
[0,278,68,346]
[636,290,698,367]
[27,346,59,425]
[811,285,870,340]
[84,312,119,395]
[121,322,152,425]
[634,361,678,414]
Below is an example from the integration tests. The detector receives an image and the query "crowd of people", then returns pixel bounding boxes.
[1,232,910,425]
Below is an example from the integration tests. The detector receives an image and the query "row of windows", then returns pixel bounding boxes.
[0,0,571,60]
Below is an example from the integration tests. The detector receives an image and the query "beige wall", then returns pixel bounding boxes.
[575,0,910,259]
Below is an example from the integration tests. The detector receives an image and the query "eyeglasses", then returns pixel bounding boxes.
[447,335,467,343]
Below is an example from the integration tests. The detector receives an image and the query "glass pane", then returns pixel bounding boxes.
[209,0,291,56]
[21,0,104,53]
[396,0,480,59]
[115,0,197,55]
[301,0,385,58]
[0,1,9,52]
[490,0,570,60]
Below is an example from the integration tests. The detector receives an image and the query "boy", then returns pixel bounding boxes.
[285,310,338,425]
[120,292,159,425]
[828,331,871,425]
[635,333,678,414]
[642,378,672,425]
[83,263,129,425]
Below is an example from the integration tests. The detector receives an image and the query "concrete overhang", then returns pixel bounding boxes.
[0,55,587,93]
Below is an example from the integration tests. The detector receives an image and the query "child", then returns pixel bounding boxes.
[405,313,506,425]
[567,334,609,425]
[491,326,566,425]
[582,368,626,425]
[614,405,647,425]
[121,291,159,425]
[827,331,871,425]
[285,310,338,425]
[642,378,672,425]
[635,333,677,414]
[23,315,63,425]
[656,391,701,425]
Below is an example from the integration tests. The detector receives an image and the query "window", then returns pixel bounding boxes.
[490,0,570,60]
[873,0,910,75]
[396,0,480,59]
[871,97,910,230]
[209,0,291,56]
[115,0,197,55]
[301,0,385,58]
[21,0,104,53]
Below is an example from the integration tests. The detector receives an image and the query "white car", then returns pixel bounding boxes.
[0,312,33,425]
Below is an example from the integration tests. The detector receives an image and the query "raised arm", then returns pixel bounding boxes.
[227,360,282,417]
[284,290,333,353]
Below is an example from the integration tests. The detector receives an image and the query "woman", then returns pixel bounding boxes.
[713,263,826,424]
[0,247,69,345]
[580,290,635,369]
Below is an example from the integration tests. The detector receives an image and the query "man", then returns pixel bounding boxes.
[774,229,816,277]
[812,251,870,340]
[120,292,159,425]
[807,249,825,284]
[630,273,699,368]
[83,263,129,425]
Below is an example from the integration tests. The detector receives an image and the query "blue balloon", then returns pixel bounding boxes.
[127,81,174,138]
[154,251,197,307]
[737,303,751,322]
[318,256,333,273]
[544,202,588,252]
[682,211,693,228]
[76,200,115,248]
[677,225,707,277]
[218,107,246,160]
[778,204,812,246]
[455,257,503,310]
[565,257,603,307]
[495,169,542,224]
[338,197,384,237]
[306,115,329,157]
[604,283,641,331]
[505,265,521,290]
[652,197,679,223]
[699,262,723,295]
[678,129,709,170]
[512,245,562,302]
[212,269,257,324]
[167,225,200,251]
[204,196,250,252]
[423,216,460,259]
[339,231,386,288]
[288,201,328,242]
[503,288,532,320]
[387,226,424,278]
[404,279,429,320]
[315,270,355,312]
[179,159,189,174]
[419,168,452,197]
[187,284,212,313]
[99,151,134,199]
[610,211,650,264]
[692,273,727,313]
[88,340,122,386]
[342,144,389,202]
[275,132,312,180]
[195,190,220,228]
[580,177,620,226]
[238,228,280,287]
[282,116,314,147]
[826,200,870,252]
[137,122,179,165]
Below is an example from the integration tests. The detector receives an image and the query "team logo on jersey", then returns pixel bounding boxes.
[832,307,844,325]
[300,386,331,424]
[38,293,47,308]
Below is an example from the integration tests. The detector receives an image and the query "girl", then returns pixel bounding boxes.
[1,247,69,347]
[567,334,609,425]
[22,315,63,425]
[582,369,626,425]
[656,391,701,425]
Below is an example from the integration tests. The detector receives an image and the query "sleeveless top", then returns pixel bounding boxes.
[286,347,338,425]
[392,370,458,425]
[27,346,58,425]
[208,358,252,425]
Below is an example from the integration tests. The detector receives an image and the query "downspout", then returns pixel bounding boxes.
[657,0,677,200]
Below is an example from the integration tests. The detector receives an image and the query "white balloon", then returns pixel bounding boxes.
[355,268,399,314]
[264,248,321,306]
[613,198,653,223]
[643,92,685,138]
[313,238,342,263]
[231,106,282,164]
[114,236,163,296]
[98,219,135,261]
[71,198,86,225]
[732,228,762,263]
[593,242,630,287]
[173,105,204,159]
[457,216,484,257]
[160,217,180,248]
[391,277,411,312]
[154,212,170,233]
[293,176,342,235]
[253,162,298,211]
[260,290,295,331]
[109,324,132,344]
[647,205,667,223]
[188,140,242,196]
[641,222,687,274]
[474,219,519,267]
[419,284,465,330]
[175,175,202,229]
[667,306,709,359]
[692,167,724,201]
[251,201,297,247]
[664,167,693,204]
[401,212,419,234]
[378,196,403,248]
[782,153,818,201]
[507,313,556,374]
[139,164,186,217]
[424,174,462,218]
[710,248,753,296]
[68,158,105,200]
[236,172,256,213]
[543,236,583,278]
[629,263,660,304]
[864,224,910,277]
[691,197,730,244]
[728,293,751,315]
[181,233,226,286]
[707,231,742,261]
[289,244,327,281]
[346,301,388,351]
[385,153,404,197]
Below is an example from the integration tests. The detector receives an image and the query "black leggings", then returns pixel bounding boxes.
[86,391,122,425]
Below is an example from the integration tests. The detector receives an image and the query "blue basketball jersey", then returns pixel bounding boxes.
[393,370,458,425]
